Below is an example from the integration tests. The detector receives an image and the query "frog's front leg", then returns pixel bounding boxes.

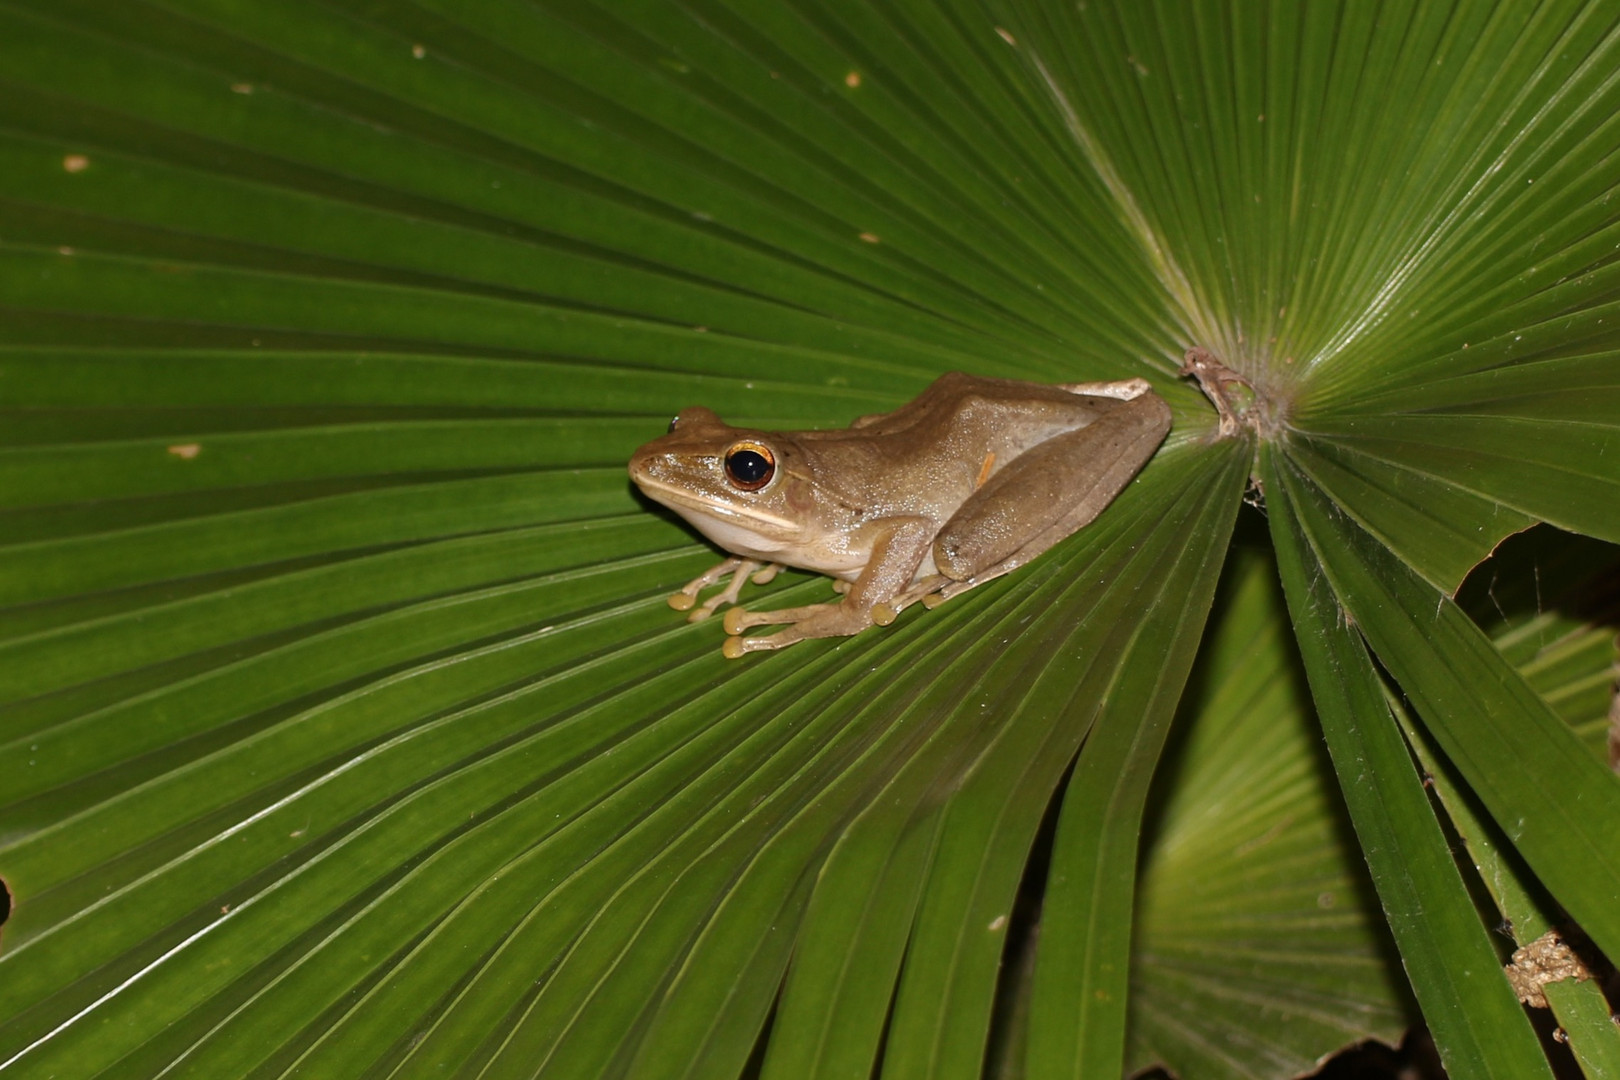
[668,557,781,623]
[720,518,934,657]
[929,390,1171,601]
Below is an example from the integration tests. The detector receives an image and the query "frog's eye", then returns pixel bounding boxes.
[724,442,775,490]
[667,415,680,433]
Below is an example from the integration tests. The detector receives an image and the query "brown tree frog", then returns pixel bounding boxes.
[629,372,1171,658]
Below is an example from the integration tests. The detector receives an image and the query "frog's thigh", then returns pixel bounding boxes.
[933,392,1171,582]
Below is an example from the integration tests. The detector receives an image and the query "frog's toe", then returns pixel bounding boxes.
[692,593,734,622]
[924,578,985,606]
[725,601,842,633]
[731,625,822,654]
[668,592,697,611]
[723,628,804,655]
[723,605,791,634]
[888,574,948,613]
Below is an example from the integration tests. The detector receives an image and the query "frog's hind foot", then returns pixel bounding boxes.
[921,575,998,607]
[887,574,951,613]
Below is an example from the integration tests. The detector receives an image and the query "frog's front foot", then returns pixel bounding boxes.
[721,600,878,658]
[669,558,780,623]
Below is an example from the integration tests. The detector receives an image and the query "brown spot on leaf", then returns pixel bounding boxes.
[167,443,202,460]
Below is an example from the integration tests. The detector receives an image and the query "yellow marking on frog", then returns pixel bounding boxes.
[975,452,997,490]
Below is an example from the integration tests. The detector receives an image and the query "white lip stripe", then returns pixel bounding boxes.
[633,476,798,532]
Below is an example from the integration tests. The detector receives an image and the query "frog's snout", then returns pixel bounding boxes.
[627,446,652,483]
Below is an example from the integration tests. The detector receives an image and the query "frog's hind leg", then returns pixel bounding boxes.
[927,391,1171,605]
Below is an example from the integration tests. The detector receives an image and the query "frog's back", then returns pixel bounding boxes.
[791,373,1133,522]
[818,372,1121,458]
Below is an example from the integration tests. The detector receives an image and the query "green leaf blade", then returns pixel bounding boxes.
[1265,446,1556,1080]
[1276,449,1620,962]
[1127,546,1410,1080]
[1023,437,1250,1080]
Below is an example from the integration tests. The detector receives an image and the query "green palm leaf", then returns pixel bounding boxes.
[3,2,1618,1078]
[1127,548,1411,1080]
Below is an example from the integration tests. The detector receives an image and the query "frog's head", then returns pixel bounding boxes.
[629,407,813,553]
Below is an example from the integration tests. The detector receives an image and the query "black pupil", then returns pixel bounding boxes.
[727,449,772,486]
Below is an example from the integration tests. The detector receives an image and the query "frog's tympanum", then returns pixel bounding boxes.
[629,372,1172,658]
